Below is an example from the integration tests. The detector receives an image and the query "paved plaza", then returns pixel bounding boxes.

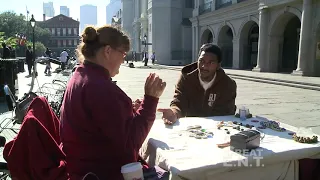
[1,62,320,136]
[115,63,320,134]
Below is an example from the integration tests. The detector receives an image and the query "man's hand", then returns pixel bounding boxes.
[144,73,166,98]
[157,108,178,125]
[132,99,142,112]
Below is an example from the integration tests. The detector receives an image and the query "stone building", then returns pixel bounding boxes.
[122,0,194,65]
[39,14,80,57]
[106,0,122,25]
[191,0,320,76]
[112,9,122,28]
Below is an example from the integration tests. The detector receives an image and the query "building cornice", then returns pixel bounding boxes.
[198,0,259,21]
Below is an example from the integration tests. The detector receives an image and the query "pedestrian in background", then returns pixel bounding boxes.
[1,43,10,59]
[25,45,33,77]
[151,52,156,65]
[60,49,68,70]
[44,48,52,75]
[3,83,13,111]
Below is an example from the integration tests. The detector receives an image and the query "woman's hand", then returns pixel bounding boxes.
[132,99,142,111]
[144,73,166,98]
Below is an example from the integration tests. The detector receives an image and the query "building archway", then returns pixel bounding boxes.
[239,21,259,70]
[218,25,233,68]
[201,29,214,44]
[269,12,301,73]
[315,23,320,76]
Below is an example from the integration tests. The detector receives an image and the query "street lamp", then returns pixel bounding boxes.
[143,34,147,66]
[30,14,37,76]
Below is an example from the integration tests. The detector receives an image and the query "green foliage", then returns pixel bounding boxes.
[0,31,16,47]
[34,42,46,57]
[0,11,51,46]
[0,32,5,43]
[33,26,51,46]
[0,11,26,37]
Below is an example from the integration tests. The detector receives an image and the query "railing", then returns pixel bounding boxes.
[199,1,212,15]
[237,0,248,2]
[216,0,232,9]
[171,50,192,63]
[50,35,80,38]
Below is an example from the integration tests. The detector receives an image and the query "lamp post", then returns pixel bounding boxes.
[143,34,147,66]
[30,14,36,76]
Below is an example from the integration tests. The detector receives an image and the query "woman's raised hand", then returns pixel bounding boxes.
[144,73,166,98]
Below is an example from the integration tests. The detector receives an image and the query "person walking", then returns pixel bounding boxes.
[44,48,52,75]
[151,52,156,65]
[3,83,14,111]
[144,52,148,66]
[60,49,68,70]
[25,45,33,77]
[1,43,11,59]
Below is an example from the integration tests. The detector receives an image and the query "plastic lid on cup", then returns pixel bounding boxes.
[121,162,143,174]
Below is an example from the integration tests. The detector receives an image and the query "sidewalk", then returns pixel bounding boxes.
[0,64,60,114]
[124,61,320,90]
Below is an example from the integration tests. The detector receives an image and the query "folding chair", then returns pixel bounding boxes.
[0,86,18,134]
[0,86,38,134]
[0,134,10,179]
[35,82,66,118]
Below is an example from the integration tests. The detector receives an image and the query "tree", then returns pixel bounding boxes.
[0,11,26,38]
[34,42,46,57]
[0,11,51,46]
[33,26,51,46]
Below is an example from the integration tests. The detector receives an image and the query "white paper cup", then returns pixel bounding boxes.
[121,162,144,180]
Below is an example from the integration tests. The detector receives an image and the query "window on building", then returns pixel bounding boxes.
[216,0,232,9]
[74,28,78,35]
[185,0,194,8]
[217,0,232,6]
[220,0,232,3]
[63,28,66,36]
[74,39,78,46]
[57,40,61,47]
[51,28,55,36]
[68,28,72,35]
[63,40,66,46]
[57,28,61,36]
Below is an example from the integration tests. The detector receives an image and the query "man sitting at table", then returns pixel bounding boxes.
[158,43,237,124]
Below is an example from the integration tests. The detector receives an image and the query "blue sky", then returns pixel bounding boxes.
[0,0,110,25]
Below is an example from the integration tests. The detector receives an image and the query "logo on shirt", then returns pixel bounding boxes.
[208,93,216,107]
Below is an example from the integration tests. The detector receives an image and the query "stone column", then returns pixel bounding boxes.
[192,26,196,61]
[195,0,199,7]
[211,0,216,11]
[199,0,204,6]
[133,22,141,52]
[253,7,268,72]
[140,0,148,53]
[232,37,240,69]
[195,23,200,61]
[293,0,313,75]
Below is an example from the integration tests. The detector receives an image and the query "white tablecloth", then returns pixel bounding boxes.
[140,116,320,180]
